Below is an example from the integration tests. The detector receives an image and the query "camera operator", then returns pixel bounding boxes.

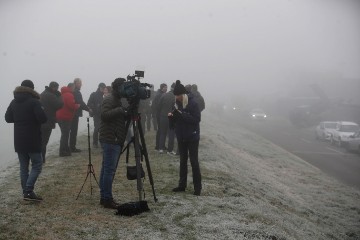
[98,78,128,209]
[168,80,202,196]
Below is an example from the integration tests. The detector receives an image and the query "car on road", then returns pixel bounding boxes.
[315,121,337,141]
[250,108,267,120]
[344,131,360,153]
[330,121,360,147]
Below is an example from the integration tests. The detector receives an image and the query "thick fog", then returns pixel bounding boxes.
[1,0,360,168]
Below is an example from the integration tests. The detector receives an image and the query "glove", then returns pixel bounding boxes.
[172,109,182,119]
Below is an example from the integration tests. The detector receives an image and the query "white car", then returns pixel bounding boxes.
[250,108,267,120]
[315,121,337,141]
[330,121,360,147]
[344,131,360,153]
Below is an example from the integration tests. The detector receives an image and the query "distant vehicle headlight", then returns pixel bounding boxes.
[252,114,256,117]
[264,115,267,118]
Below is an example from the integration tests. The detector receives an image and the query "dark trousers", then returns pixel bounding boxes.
[177,140,201,191]
[146,113,152,131]
[167,128,175,152]
[159,116,169,150]
[58,120,72,154]
[152,113,158,131]
[70,115,79,150]
[41,124,53,163]
[155,116,160,149]
[93,115,100,146]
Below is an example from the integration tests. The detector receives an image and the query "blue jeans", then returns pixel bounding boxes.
[17,152,43,194]
[99,143,121,200]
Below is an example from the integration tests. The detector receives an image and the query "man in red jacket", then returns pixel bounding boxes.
[56,83,80,157]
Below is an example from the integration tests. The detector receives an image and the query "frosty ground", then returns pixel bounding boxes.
[0,113,359,240]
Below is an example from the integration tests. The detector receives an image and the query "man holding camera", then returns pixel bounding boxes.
[98,78,128,209]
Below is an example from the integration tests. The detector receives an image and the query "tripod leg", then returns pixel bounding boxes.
[133,120,144,201]
[138,117,158,202]
[76,171,91,200]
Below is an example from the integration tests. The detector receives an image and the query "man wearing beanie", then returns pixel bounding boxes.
[5,80,47,201]
[87,82,106,148]
[168,80,202,196]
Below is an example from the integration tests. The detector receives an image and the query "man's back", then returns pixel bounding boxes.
[5,86,47,153]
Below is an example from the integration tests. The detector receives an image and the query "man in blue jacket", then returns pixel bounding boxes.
[5,80,47,201]
[168,80,202,196]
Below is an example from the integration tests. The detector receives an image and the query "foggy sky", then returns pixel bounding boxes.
[1,0,360,165]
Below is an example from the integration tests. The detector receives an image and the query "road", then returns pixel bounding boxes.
[238,117,360,190]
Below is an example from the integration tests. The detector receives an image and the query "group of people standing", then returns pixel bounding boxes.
[5,77,205,209]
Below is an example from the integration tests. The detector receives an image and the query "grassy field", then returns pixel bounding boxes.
[0,116,359,240]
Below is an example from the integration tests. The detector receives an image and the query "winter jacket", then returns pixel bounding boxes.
[40,86,64,128]
[158,91,175,118]
[151,89,164,117]
[73,88,89,117]
[87,89,104,117]
[99,94,127,146]
[192,90,205,112]
[170,94,201,142]
[5,86,47,153]
[56,86,80,121]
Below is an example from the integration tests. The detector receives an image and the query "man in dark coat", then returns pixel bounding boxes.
[5,80,47,201]
[99,78,128,209]
[157,82,175,153]
[191,84,205,112]
[40,81,64,163]
[152,83,167,150]
[168,80,202,196]
[87,82,106,147]
[69,78,91,152]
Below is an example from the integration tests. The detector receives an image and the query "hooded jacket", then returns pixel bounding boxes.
[56,86,80,121]
[87,88,104,117]
[40,86,64,128]
[5,86,47,153]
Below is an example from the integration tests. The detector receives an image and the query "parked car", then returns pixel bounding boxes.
[330,121,360,147]
[315,121,337,141]
[344,131,360,153]
[250,108,267,120]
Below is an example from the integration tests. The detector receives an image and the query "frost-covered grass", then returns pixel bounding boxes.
[0,115,359,240]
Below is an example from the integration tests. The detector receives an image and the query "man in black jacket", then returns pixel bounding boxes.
[152,83,167,150]
[157,82,175,153]
[5,80,47,201]
[191,84,205,112]
[98,78,127,209]
[87,82,106,148]
[40,81,64,163]
[70,78,92,152]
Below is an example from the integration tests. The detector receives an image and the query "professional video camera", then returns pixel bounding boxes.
[118,70,152,101]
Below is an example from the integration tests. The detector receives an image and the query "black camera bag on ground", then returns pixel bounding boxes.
[116,201,150,216]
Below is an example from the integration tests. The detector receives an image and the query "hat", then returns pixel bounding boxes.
[49,81,59,88]
[173,80,187,95]
[98,82,106,88]
[21,79,34,89]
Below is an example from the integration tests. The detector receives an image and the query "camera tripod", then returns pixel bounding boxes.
[116,106,158,203]
[76,117,99,200]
